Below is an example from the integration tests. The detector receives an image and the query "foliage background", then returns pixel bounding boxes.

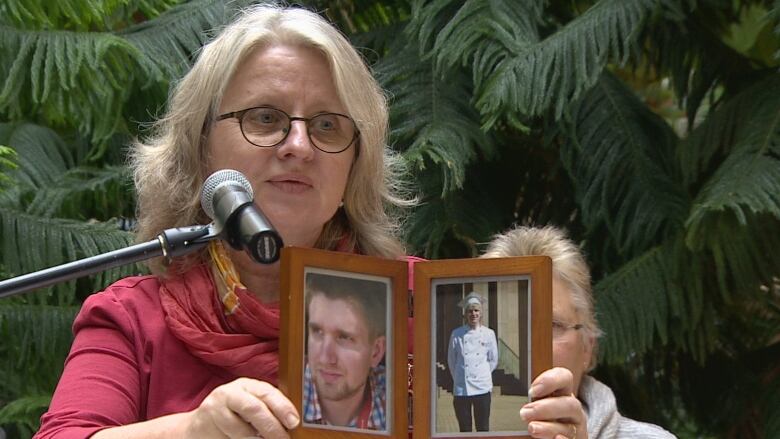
[1,0,779,437]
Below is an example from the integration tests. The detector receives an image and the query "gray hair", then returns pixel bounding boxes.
[130,3,412,273]
[482,226,603,371]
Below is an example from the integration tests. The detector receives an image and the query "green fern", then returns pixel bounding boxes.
[561,72,688,258]
[0,122,74,189]
[0,27,141,143]
[0,304,77,389]
[0,395,51,439]
[405,160,517,258]
[0,1,249,145]
[121,0,253,80]
[773,0,780,62]
[0,0,181,30]
[316,0,410,36]
[596,242,678,363]
[0,145,18,190]
[26,166,133,218]
[378,44,495,193]
[0,304,77,436]
[476,0,671,121]
[409,0,542,79]
[0,209,139,304]
[685,74,780,243]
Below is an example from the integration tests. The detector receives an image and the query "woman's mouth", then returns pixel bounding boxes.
[268,175,313,194]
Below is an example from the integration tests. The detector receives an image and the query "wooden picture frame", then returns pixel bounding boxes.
[280,247,409,438]
[412,257,552,439]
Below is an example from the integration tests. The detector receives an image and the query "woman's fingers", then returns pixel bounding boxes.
[211,403,261,438]
[528,367,576,400]
[526,420,580,439]
[521,392,583,424]
[222,378,297,439]
[521,375,587,439]
[239,378,300,430]
[191,378,299,439]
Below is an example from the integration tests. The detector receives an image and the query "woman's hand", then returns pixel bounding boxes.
[520,367,587,439]
[185,377,300,438]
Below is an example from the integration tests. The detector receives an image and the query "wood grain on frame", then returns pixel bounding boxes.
[412,256,553,439]
[280,247,409,439]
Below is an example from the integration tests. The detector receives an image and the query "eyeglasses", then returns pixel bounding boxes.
[552,320,583,339]
[216,106,359,154]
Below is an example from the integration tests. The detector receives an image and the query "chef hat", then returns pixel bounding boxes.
[458,292,485,310]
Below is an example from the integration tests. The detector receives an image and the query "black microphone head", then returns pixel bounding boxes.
[200,169,254,220]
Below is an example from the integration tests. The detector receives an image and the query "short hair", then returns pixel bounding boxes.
[481,226,603,371]
[130,3,412,273]
[305,272,386,341]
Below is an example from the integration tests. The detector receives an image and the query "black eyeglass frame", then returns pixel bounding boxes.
[216,106,360,154]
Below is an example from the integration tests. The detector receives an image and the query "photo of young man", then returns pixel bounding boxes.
[302,271,388,431]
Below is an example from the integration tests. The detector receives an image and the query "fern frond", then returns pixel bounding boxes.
[594,235,727,365]
[405,162,513,258]
[561,73,687,257]
[0,27,142,143]
[684,75,780,244]
[412,0,542,81]
[0,0,181,30]
[27,165,133,218]
[406,0,464,56]
[0,0,123,29]
[773,0,780,58]
[596,243,676,364]
[0,395,51,438]
[0,304,75,437]
[765,373,780,438]
[377,45,495,193]
[0,122,74,189]
[318,0,410,35]
[0,208,139,303]
[121,0,250,80]
[0,304,77,391]
[0,145,18,190]
[476,0,666,121]
[686,211,780,305]
[643,4,756,125]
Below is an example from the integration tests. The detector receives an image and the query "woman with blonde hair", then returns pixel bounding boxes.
[36,4,410,438]
[483,226,675,439]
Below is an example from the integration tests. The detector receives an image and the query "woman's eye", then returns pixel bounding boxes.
[313,116,337,131]
[256,111,278,124]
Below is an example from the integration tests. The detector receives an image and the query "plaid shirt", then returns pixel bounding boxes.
[303,362,387,430]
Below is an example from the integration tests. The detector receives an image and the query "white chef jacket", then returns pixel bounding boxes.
[447,325,498,396]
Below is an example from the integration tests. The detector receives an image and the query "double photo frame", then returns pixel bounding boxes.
[280,247,552,439]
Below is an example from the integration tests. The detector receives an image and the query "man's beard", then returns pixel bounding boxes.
[314,370,365,401]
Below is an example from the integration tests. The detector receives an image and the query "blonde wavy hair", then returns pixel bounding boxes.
[481,226,603,371]
[130,3,412,273]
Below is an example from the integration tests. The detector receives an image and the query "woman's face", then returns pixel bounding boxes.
[206,44,355,248]
[552,277,594,395]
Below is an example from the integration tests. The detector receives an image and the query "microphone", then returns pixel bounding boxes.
[201,169,283,264]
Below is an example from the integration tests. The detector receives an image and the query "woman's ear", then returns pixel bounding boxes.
[582,334,595,369]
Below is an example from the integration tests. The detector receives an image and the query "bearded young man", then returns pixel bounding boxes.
[302,273,387,430]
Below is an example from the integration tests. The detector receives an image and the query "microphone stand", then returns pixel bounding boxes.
[0,224,221,299]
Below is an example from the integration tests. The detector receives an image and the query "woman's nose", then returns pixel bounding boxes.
[276,120,315,160]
